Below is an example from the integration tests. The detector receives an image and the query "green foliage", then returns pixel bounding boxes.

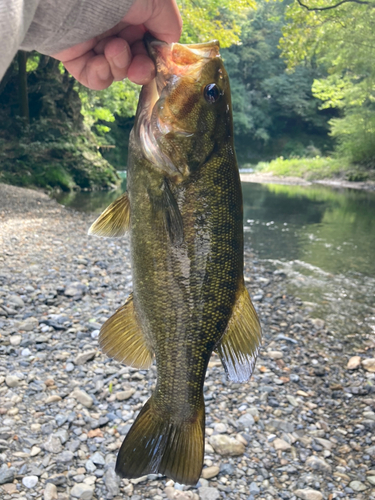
[280,0,375,165]
[256,155,348,180]
[178,0,256,47]
[222,0,334,162]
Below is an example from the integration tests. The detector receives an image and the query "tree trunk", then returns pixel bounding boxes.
[18,50,29,123]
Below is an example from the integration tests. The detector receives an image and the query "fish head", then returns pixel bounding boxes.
[135,35,233,180]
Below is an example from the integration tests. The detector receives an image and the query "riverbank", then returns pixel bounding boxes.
[1,183,375,500]
[240,172,375,191]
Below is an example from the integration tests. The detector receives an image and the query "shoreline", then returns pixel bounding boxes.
[0,183,374,499]
[240,172,375,191]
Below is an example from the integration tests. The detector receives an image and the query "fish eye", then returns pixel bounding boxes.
[203,83,221,104]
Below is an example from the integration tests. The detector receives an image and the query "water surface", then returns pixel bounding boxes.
[54,179,375,340]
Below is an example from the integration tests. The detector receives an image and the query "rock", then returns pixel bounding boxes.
[273,438,291,451]
[30,446,41,456]
[8,295,25,308]
[10,335,21,345]
[268,419,295,433]
[115,389,135,401]
[5,375,20,388]
[311,318,325,329]
[19,317,38,331]
[45,395,62,404]
[85,460,96,473]
[104,467,120,497]
[43,436,63,454]
[294,488,323,500]
[362,358,375,372]
[90,452,105,465]
[347,356,361,370]
[75,350,96,365]
[71,389,93,408]
[0,464,15,484]
[213,423,227,433]
[305,456,331,473]
[267,350,283,359]
[198,486,220,500]
[70,483,94,499]
[349,480,367,492]
[56,451,74,463]
[209,434,245,456]
[2,483,17,494]
[249,482,260,494]
[367,476,375,486]
[237,413,255,430]
[22,475,38,488]
[314,438,334,450]
[44,482,58,500]
[201,466,220,479]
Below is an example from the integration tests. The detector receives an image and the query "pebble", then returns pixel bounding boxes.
[305,456,332,473]
[116,389,135,401]
[294,489,323,500]
[0,464,15,484]
[201,466,220,479]
[362,358,375,372]
[1,184,374,500]
[22,475,39,488]
[349,480,367,492]
[71,388,93,408]
[70,483,94,499]
[273,438,291,451]
[44,483,58,500]
[198,486,220,500]
[347,355,361,369]
[209,434,245,456]
[5,375,20,387]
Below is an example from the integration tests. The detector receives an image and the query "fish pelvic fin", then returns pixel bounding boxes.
[161,179,184,246]
[216,282,262,383]
[99,293,153,369]
[88,193,130,237]
[116,394,205,486]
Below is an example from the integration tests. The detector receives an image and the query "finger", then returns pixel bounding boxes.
[104,37,132,81]
[127,53,155,85]
[118,25,147,46]
[131,40,148,57]
[124,0,182,43]
[144,0,182,43]
[64,52,113,90]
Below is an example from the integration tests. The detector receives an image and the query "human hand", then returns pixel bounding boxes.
[52,0,182,90]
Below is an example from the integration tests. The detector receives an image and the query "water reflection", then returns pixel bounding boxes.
[242,182,375,338]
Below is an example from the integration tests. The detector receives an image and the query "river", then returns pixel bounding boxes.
[55,178,375,343]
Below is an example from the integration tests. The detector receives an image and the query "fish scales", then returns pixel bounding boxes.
[89,35,261,485]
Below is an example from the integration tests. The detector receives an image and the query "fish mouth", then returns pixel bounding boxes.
[135,34,221,176]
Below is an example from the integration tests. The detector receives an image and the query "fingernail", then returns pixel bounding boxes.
[113,48,130,69]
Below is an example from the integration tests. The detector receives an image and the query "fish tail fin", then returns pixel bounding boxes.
[115,394,205,485]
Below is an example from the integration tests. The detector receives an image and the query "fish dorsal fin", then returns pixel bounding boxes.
[216,283,262,383]
[99,293,154,369]
[161,179,184,246]
[88,193,130,237]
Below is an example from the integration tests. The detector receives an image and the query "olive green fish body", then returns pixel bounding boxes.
[89,37,262,485]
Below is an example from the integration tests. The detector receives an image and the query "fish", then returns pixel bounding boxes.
[88,35,262,486]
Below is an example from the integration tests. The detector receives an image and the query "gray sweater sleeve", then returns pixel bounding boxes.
[0,0,134,81]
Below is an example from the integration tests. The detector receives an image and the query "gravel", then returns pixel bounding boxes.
[0,183,375,500]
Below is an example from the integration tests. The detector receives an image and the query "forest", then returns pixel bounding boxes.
[0,0,374,190]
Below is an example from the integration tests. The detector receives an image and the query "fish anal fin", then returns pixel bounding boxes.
[216,283,262,383]
[88,193,130,237]
[99,293,153,369]
[116,394,205,485]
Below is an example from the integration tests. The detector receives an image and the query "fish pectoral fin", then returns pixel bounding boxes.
[88,193,130,237]
[216,283,262,383]
[161,179,184,246]
[99,293,153,369]
[116,394,205,486]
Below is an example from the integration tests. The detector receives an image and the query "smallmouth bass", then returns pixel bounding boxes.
[89,35,261,485]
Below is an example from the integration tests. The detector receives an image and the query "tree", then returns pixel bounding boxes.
[280,0,375,165]
[222,0,334,162]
